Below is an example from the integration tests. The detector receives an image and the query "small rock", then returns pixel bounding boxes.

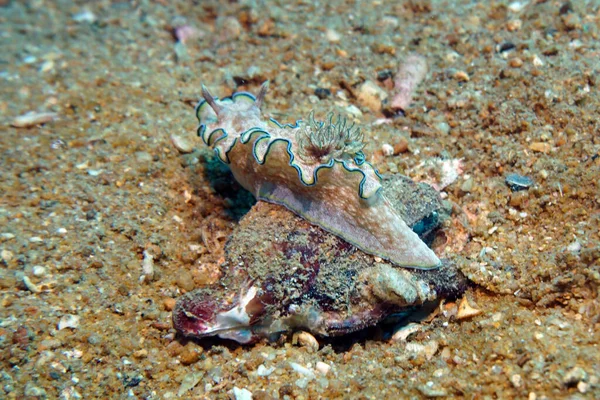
[325,29,341,43]
[357,80,388,112]
[529,142,551,153]
[418,381,448,397]
[345,105,363,118]
[1,249,14,263]
[178,372,203,396]
[11,111,58,128]
[508,1,527,13]
[233,387,252,400]
[453,70,470,82]
[456,297,482,320]
[505,173,534,191]
[72,9,96,23]
[289,362,316,380]
[163,298,176,311]
[257,365,275,377]
[140,250,155,283]
[460,177,474,193]
[509,57,523,68]
[315,362,331,376]
[314,88,331,99]
[58,315,80,330]
[577,381,589,393]
[511,374,523,388]
[381,144,394,157]
[32,266,46,277]
[393,138,409,154]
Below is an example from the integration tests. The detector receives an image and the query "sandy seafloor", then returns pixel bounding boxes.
[1,0,599,398]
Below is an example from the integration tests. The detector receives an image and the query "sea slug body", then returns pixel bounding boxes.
[196,82,440,269]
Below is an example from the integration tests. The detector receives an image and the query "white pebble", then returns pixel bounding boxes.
[289,362,316,380]
[39,60,54,73]
[32,265,47,277]
[1,249,14,262]
[256,364,275,377]
[345,105,362,118]
[73,9,97,23]
[511,374,523,388]
[326,29,341,43]
[56,228,67,235]
[381,143,394,157]
[566,240,581,253]
[171,134,195,154]
[232,387,252,400]
[58,315,80,330]
[508,1,528,12]
[11,112,57,128]
[141,250,155,282]
[315,362,331,376]
[532,55,544,66]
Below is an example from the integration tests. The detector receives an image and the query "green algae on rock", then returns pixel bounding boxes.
[196,82,440,269]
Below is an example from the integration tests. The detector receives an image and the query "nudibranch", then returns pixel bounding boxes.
[196,82,440,269]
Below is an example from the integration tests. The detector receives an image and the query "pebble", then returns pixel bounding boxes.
[289,362,316,380]
[453,70,470,82]
[393,138,409,155]
[508,1,528,13]
[163,298,176,311]
[233,387,252,400]
[257,364,275,377]
[325,29,341,43]
[171,134,195,153]
[1,233,16,240]
[505,173,534,191]
[357,80,388,111]
[511,373,523,388]
[315,362,331,376]
[177,372,203,396]
[1,249,14,262]
[11,111,58,128]
[140,250,155,283]
[314,87,331,99]
[529,142,551,153]
[381,143,394,157]
[566,240,581,253]
[345,105,363,118]
[509,57,523,68]
[58,315,80,330]
[32,265,46,277]
[72,9,97,23]
[456,297,482,320]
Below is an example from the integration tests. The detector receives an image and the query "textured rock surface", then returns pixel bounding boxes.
[174,175,467,342]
